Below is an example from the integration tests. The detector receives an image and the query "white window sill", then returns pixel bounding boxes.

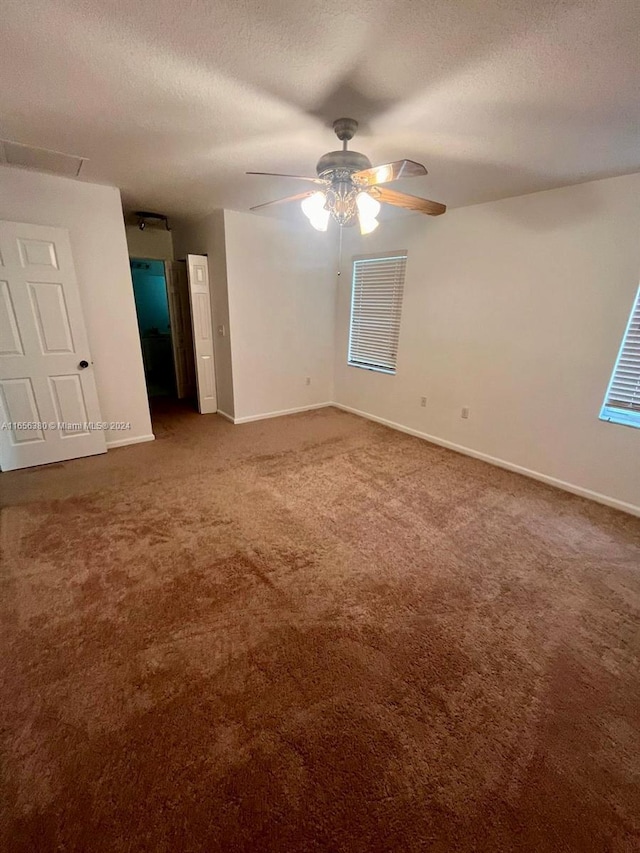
[600,406,640,429]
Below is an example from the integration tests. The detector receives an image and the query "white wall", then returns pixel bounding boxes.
[0,166,153,446]
[125,224,174,260]
[173,210,336,422]
[335,172,640,512]
[223,210,335,421]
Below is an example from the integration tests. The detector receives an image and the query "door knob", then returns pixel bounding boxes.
[78,360,89,369]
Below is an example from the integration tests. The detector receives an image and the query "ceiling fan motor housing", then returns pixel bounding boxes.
[316,149,372,179]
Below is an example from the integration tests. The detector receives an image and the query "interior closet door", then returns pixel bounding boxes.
[186,254,217,414]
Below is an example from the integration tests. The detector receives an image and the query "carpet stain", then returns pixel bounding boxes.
[1,404,639,852]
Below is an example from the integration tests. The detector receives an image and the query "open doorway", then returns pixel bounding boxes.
[130,258,175,398]
[130,258,196,411]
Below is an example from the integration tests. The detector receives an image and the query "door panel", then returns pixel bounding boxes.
[186,255,217,414]
[17,237,60,269]
[0,377,44,442]
[28,281,75,353]
[201,355,215,399]
[48,374,91,435]
[0,221,106,471]
[0,281,24,354]
[193,291,211,340]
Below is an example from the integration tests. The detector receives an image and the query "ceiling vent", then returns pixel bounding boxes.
[0,139,86,178]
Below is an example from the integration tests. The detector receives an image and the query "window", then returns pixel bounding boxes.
[348,253,407,374]
[600,284,640,429]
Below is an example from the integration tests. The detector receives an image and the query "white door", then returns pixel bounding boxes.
[164,260,195,400]
[0,221,106,471]
[186,254,217,414]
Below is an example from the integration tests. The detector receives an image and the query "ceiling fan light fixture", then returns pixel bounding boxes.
[249,119,446,227]
[356,192,381,235]
[356,192,381,219]
[358,215,379,235]
[301,192,329,230]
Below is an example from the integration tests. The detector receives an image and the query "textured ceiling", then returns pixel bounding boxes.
[1,0,638,220]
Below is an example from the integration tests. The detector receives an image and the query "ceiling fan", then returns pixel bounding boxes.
[247,118,446,235]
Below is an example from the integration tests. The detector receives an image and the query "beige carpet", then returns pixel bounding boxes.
[1,403,639,852]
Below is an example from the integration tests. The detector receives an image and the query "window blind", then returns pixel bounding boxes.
[348,254,407,374]
[601,285,640,427]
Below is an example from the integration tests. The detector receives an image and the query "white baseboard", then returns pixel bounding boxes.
[216,410,235,423]
[106,433,155,449]
[332,402,640,518]
[232,402,333,425]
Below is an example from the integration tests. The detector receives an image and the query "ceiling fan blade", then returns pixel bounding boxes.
[352,159,427,187]
[247,171,327,185]
[250,190,316,211]
[372,187,446,216]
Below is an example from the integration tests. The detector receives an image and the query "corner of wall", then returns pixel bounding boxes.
[211,209,235,418]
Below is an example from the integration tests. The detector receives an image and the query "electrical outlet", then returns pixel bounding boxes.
[305,377,311,386]
[420,396,427,407]
[461,407,470,419]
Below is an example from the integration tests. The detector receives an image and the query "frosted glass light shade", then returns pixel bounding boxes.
[356,192,381,218]
[358,216,379,235]
[301,192,329,231]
